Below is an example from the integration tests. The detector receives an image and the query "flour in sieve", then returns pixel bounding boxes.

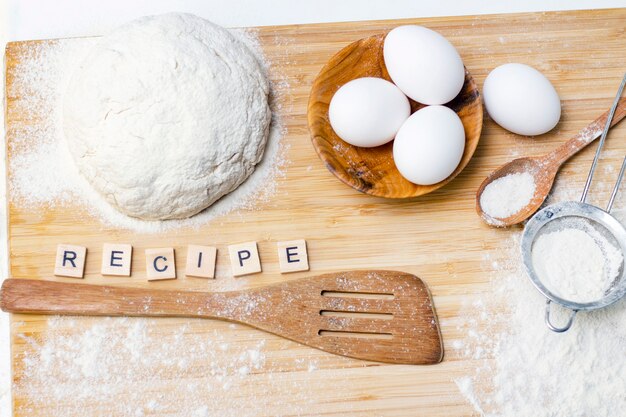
[532,226,623,302]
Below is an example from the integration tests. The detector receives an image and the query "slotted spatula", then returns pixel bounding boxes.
[0,270,442,365]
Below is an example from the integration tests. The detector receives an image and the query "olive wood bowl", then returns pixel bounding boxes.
[307,33,483,198]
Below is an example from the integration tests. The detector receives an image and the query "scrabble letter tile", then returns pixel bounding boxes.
[54,244,87,278]
[228,242,261,277]
[277,240,309,273]
[185,245,217,279]
[101,243,132,276]
[145,248,176,281]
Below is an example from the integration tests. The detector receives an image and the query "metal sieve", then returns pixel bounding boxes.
[521,73,626,333]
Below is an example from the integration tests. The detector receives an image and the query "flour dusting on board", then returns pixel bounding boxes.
[454,181,626,416]
[7,32,290,232]
[15,317,351,417]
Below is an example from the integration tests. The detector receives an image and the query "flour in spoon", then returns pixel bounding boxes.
[480,172,536,221]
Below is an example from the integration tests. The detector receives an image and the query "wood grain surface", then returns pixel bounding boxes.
[5,8,626,416]
[308,34,483,198]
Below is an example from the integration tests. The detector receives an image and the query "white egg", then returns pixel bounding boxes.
[383,25,465,105]
[393,106,465,185]
[483,63,561,136]
[328,77,410,148]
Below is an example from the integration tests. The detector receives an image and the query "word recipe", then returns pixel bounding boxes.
[53,240,309,280]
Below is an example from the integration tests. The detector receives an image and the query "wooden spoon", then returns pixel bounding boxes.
[476,97,626,227]
[308,33,483,198]
[0,270,443,365]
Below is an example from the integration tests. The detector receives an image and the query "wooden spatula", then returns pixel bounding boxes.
[0,270,443,365]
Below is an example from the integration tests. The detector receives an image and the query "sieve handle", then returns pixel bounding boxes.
[544,300,577,333]
[580,72,626,203]
[606,156,626,213]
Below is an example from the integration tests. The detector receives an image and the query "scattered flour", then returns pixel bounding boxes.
[455,178,626,416]
[14,317,343,417]
[7,30,290,232]
[3,23,301,416]
[532,227,623,302]
[480,172,536,220]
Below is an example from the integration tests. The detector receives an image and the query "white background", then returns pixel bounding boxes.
[1,1,625,416]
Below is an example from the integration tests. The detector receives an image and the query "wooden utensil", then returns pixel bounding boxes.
[308,33,483,199]
[476,97,626,227]
[0,270,443,365]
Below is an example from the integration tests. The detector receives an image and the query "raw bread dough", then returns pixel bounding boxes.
[63,13,271,220]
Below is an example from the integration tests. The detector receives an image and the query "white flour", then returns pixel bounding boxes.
[456,179,626,416]
[480,172,536,220]
[532,226,623,302]
[8,30,289,232]
[15,316,349,417]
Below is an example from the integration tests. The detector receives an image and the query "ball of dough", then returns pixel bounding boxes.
[63,13,271,220]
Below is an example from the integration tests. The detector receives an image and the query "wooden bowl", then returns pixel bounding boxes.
[307,34,483,198]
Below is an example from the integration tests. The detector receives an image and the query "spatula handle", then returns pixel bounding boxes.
[0,279,236,319]
[546,97,626,166]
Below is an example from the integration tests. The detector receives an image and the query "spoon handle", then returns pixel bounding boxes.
[545,97,626,166]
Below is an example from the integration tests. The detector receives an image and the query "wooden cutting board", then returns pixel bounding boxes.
[5,8,626,416]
